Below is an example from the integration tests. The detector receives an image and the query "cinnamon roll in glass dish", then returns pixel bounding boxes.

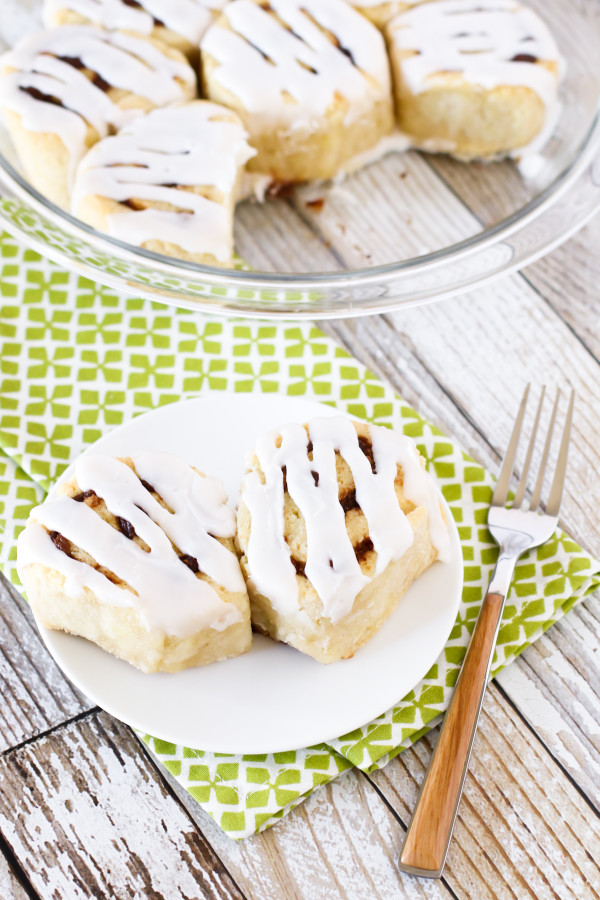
[72,100,255,266]
[386,0,563,160]
[17,452,252,673]
[0,26,196,210]
[201,0,395,182]
[43,0,228,63]
[237,416,450,664]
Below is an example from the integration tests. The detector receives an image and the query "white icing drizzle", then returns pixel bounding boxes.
[17,452,245,637]
[201,0,391,128]
[44,0,228,45]
[0,26,195,185]
[241,416,449,624]
[72,102,255,260]
[388,0,562,109]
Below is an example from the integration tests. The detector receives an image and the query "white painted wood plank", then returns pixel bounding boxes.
[372,684,600,900]
[235,197,342,274]
[0,575,92,753]
[156,682,600,900]
[155,757,454,900]
[329,280,600,832]
[292,151,481,268]
[0,852,29,900]
[382,280,600,555]
[522,215,600,360]
[426,155,532,227]
[497,605,600,811]
[0,712,244,900]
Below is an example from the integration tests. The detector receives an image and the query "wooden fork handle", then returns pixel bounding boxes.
[398,586,509,879]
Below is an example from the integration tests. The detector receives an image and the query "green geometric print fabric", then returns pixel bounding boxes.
[0,230,598,840]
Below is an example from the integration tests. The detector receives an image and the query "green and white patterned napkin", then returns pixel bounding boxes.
[0,230,598,840]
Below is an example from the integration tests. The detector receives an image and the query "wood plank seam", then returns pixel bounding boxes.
[362,770,465,900]
[133,732,250,900]
[455,791,537,900]
[0,831,40,900]
[325,313,600,865]
[0,708,99,760]
[0,711,248,900]
[0,642,64,736]
[493,680,600,820]
[377,312,506,457]
[321,315,503,473]
[419,157,600,367]
[513,272,600,368]
[0,575,83,704]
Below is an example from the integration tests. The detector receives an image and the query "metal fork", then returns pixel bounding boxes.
[398,385,575,880]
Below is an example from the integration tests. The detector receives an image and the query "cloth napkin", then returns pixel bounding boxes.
[0,229,598,840]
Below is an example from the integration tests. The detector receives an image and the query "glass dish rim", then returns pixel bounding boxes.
[0,104,599,293]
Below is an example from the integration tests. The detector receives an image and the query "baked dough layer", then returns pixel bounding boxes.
[23,563,252,673]
[243,504,436,664]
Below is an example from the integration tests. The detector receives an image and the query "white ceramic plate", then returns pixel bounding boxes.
[38,394,463,753]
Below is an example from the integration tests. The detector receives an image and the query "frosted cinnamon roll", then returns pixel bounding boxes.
[43,0,228,63]
[237,416,450,664]
[0,26,196,209]
[386,0,562,159]
[201,0,394,182]
[72,100,255,265]
[17,452,252,673]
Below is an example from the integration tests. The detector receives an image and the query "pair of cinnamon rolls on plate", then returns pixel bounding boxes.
[17,416,449,672]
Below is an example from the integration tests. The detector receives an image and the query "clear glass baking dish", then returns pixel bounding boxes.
[0,0,599,320]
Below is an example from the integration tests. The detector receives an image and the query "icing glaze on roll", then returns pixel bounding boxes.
[241,416,449,623]
[17,452,245,637]
[201,0,391,127]
[44,0,228,45]
[0,27,196,183]
[388,0,561,108]
[72,102,255,260]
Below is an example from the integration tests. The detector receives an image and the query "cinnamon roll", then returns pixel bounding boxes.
[17,452,252,673]
[72,100,255,265]
[0,26,197,209]
[237,416,450,664]
[386,0,563,159]
[43,0,228,63]
[201,0,394,182]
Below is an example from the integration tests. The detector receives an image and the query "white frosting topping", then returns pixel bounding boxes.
[0,26,195,185]
[201,0,391,128]
[17,452,245,637]
[43,0,228,44]
[72,102,255,260]
[388,0,561,108]
[241,416,449,624]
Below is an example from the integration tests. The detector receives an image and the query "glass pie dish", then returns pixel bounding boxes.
[0,0,599,320]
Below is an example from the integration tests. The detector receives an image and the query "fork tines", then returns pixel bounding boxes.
[491,385,574,515]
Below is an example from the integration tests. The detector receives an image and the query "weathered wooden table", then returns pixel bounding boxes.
[1,189,600,897]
